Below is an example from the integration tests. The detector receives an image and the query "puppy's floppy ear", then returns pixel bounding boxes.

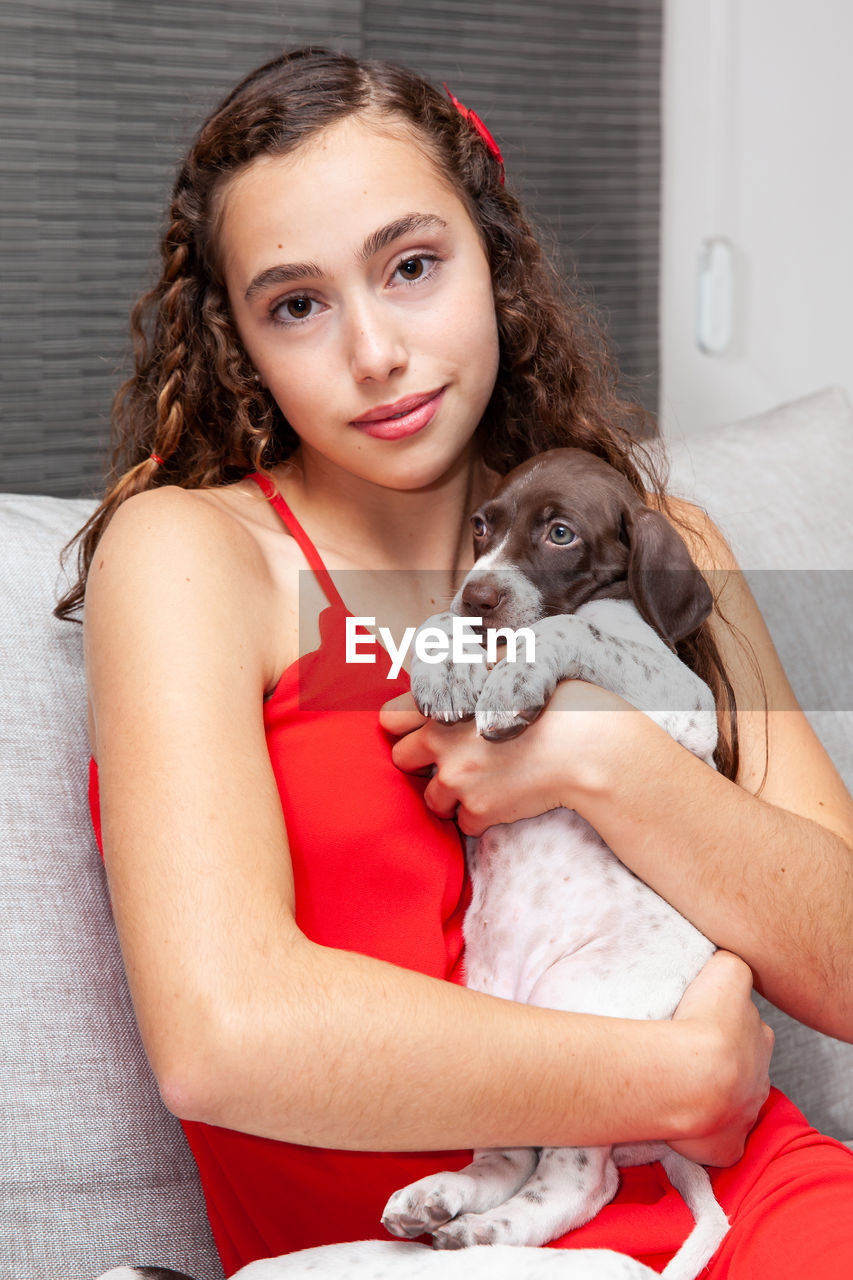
[621,505,713,646]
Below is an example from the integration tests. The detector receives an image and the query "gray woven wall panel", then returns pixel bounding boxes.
[0,1,362,498]
[0,1,660,498]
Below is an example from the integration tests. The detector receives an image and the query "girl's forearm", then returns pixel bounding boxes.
[160,933,732,1152]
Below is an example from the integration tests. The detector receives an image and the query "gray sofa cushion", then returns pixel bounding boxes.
[662,385,853,572]
[0,495,223,1280]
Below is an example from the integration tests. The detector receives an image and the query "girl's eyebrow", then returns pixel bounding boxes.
[244,212,449,301]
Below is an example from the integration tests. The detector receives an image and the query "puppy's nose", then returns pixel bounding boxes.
[461,581,504,616]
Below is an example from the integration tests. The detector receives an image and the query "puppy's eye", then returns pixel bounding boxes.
[471,515,488,538]
[548,523,577,546]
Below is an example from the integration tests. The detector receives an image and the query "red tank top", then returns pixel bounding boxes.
[88,474,832,1277]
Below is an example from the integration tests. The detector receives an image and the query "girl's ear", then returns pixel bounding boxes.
[621,505,713,647]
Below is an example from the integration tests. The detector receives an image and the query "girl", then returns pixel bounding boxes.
[65,47,853,1279]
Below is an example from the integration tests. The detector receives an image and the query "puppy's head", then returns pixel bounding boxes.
[455,448,712,647]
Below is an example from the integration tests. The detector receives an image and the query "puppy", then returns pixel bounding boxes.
[381,449,728,1280]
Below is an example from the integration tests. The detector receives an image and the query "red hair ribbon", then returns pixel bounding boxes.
[149,452,165,466]
[443,84,505,185]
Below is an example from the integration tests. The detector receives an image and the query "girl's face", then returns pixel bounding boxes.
[219,114,500,493]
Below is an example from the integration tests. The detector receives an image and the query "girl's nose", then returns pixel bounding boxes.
[346,298,409,383]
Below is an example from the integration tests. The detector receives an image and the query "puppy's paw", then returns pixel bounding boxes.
[407,612,488,723]
[432,1214,511,1249]
[475,659,555,740]
[382,1176,467,1239]
[410,658,487,723]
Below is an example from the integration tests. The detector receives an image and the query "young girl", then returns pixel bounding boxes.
[65,47,853,1279]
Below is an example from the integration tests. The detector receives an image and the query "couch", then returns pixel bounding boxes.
[1,386,851,1280]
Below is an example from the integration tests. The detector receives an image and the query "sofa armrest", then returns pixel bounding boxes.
[0,494,224,1280]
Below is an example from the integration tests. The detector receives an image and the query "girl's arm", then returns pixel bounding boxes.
[383,507,853,1042]
[85,488,770,1160]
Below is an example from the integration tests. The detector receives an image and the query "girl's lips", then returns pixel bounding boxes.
[350,388,446,440]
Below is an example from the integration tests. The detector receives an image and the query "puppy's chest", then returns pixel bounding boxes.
[462,809,646,1001]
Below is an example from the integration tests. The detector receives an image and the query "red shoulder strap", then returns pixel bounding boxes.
[247,472,347,613]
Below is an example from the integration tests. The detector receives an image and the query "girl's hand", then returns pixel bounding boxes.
[380,680,629,835]
[669,951,774,1166]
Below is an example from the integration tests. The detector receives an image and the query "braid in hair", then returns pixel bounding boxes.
[55,163,283,619]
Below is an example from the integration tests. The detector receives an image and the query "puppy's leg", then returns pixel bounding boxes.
[430,1145,618,1250]
[473,613,672,739]
[382,1146,539,1238]
[409,611,489,723]
[475,613,717,764]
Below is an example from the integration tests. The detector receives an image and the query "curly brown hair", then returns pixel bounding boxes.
[55,45,739,778]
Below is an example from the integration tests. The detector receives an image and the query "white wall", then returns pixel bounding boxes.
[659,0,853,437]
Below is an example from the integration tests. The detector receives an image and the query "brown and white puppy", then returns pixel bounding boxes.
[383,448,728,1280]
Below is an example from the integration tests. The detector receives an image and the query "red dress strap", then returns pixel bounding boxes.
[247,471,347,613]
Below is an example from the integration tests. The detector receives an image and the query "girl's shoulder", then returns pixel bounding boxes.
[84,479,303,698]
[89,484,267,600]
[91,477,306,592]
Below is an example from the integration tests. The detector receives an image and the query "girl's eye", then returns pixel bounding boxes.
[392,254,439,286]
[284,297,313,319]
[397,256,426,281]
[548,523,577,546]
[471,515,488,537]
[271,295,321,326]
